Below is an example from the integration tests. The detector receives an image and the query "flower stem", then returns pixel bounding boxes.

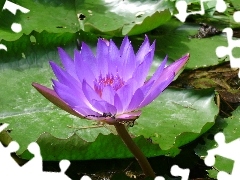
[114,123,155,178]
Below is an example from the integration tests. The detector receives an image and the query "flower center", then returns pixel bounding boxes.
[94,73,125,97]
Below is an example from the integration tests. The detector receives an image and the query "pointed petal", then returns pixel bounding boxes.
[96,38,109,76]
[166,53,190,76]
[138,73,175,108]
[152,54,189,91]
[82,80,102,102]
[80,42,97,67]
[52,80,85,107]
[91,99,117,115]
[49,62,86,105]
[101,85,115,105]
[135,35,151,65]
[57,47,77,79]
[114,93,123,113]
[49,61,81,90]
[32,83,83,118]
[74,49,96,87]
[108,40,122,75]
[140,79,155,97]
[116,84,133,112]
[120,36,130,56]
[73,106,100,117]
[132,51,153,87]
[138,53,189,108]
[121,42,136,80]
[145,55,167,86]
[127,88,144,112]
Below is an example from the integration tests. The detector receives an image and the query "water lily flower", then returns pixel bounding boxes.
[32,36,189,124]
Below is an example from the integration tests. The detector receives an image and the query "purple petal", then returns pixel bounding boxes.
[52,80,84,107]
[138,54,189,108]
[132,51,152,87]
[152,54,189,90]
[127,88,144,112]
[135,35,151,65]
[91,99,117,115]
[115,110,141,121]
[145,55,168,86]
[149,40,156,59]
[74,49,96,87]
[101,85,115,105]
[122,76,138,93]
[82,80,102,102]
[108,39,122,76]
[32,83,83,118]
[114,93,123,113]
[73,106,100,118]
[57,47,77,79]
[116,83,134,112]
[120,42,136,80]
[120,36,130,56]
[139,79,155,97]
[166,53,190,76]
[96,38,109,76]
[138,72,175,108]
[49,61,81,91]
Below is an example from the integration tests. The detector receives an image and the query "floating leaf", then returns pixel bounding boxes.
[195,106,240,179]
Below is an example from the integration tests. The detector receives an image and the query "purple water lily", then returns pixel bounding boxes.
[32,36,189,124]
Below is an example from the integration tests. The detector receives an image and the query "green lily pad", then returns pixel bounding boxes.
[0,0,172,43]
[0,0,78,42]
[130,88,218,152]
[149,18,233,69]
[195,106,240,179]
[76,0,171,36]
[0,29,218,160]
[0,56,218,160]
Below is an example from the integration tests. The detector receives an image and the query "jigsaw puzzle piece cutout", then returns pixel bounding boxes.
[154,176,165,180]
[218,171,234,180]
[205,132,240,179]
[0,141,22,177]
[204,132,240,165]
[233,11,240,23]
[0,124,72,180]
[0,123,21,174]
[154,165,190,180]
[216,0,227,13]
[175,0,205,22]
[0,44,7,51]
[175,0,227,22]
[171,165,190,180]
[20,142,71,179]
[0,123,9,132]
[2,0,30,33]
[21,142,42,173]
[215,28,240,77]
[80,175,92,180]
[3,0,30,15]
[1,1,30,51]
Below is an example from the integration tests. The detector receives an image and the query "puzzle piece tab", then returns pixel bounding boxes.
[0,124,73,179]
[2,0,30,33]
[0,1,30,51]
[233,11,240,23]
[175,0,227,22]
[215,28,240,77]
[171,165,190,180]
[154,164,190,180]
[205,132,240,179]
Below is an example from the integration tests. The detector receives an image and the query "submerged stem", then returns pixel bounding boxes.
[114,123,155,178]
